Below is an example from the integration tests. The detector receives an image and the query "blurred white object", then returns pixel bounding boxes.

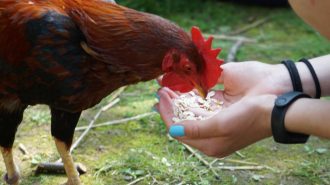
[103,0,116,4]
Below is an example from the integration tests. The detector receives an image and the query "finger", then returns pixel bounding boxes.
[157,88,176,127]
[212,90,234,107]
[217,64,228,84]
[218,74,224,84]
[161,87,180,99]
[168,116,221,139]
[174,137,231,158]
[188,107,217,117]
[213,89,242,107]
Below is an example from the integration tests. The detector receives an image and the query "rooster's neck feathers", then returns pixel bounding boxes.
[67,1,191,70]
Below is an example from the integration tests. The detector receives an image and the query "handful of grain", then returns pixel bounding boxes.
[172,91,224,123]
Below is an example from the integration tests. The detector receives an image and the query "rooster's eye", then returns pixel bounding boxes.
[184,64,192,72]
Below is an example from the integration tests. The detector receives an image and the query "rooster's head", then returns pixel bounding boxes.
[161,27,223,98]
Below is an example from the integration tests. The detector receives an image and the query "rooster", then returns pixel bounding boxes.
[0,0,222,184]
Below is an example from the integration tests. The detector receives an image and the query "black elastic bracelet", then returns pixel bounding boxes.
[281,60,303,92]
[299,58,321,99]
[272,91,311,144]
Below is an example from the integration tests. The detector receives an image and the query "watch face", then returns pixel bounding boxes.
[275,91,311,107]
[276,97,288,107]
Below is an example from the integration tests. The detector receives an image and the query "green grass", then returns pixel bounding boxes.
[1,0,330,184]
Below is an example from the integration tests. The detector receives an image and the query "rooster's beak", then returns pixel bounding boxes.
[193,83,208,99]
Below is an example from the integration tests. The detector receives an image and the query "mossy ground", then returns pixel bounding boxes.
[1,0,329,184]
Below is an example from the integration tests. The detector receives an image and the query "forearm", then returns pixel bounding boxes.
[308,55,330,96]
[285,98,330,139]
[289,0,330,40]
[274,54,330,97]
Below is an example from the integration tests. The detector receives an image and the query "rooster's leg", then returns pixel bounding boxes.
[50,108,82,185]
[0,148,19,185]
[54,139,81,185]
[0,105,26,185]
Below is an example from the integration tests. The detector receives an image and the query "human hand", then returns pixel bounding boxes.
[156,87,276,157]
[219,61,291,104]
[156,61,290,105]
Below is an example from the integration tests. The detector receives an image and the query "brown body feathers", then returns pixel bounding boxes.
[0,0,193,112]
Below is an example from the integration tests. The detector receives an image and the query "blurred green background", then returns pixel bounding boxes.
[119,0,329,62]
[0,0,329,185]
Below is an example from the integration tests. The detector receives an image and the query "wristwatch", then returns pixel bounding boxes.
[271,91,311,144]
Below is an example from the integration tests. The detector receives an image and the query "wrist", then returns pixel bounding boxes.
[271,62,316,97]
[284,99,302,133]
[269,64,293,95]
[256,95,277,138]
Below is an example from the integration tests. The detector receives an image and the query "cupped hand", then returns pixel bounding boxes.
[157,60,287,105]
[154,61,290,157]
[155,87,275,157]
[219,61,291,104]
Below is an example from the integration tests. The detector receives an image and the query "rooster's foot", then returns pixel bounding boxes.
[62,177,81,185]
[3,172,20,185]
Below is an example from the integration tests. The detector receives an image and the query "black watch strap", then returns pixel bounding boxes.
[271,91,311,144]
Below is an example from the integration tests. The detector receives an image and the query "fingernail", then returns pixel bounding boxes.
[155,94,160,100]
[169,125,185,137]
[152,106,159,113]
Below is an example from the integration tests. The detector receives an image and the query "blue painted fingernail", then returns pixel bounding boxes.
[155,94,160,100]
[169,125,185,137]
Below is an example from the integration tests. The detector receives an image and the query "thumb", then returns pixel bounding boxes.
[168,117,221,139]
[217,64,228,84]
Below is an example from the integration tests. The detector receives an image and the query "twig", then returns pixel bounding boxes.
[75,112,156,131]
[217,165,266,171]
[41,87,125,174]
[182,144,208,166]
[203,34,256,43]
[219,158,279,172]
[229,17,271,35]
[106,86,126,104]
[219,158,259,166]
[54,98,120,164]
[70,86,126,153]
[182,143,221,180]
[143,150,160,160]
[36,162,87,175]
[110,0,116,3]
[210,159,218,166]
[70,98,120,153]
[235,151,245,158]
[18,143,29,155]
[226,38,245,63]
[127,174,151,185]
[80,86,126,122]
[168,134,220,179]
[54,87,126,165]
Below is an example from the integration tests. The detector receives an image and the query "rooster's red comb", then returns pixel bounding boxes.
[191,26,223,89]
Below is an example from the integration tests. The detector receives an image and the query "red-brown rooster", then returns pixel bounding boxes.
[0,0,222,184]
